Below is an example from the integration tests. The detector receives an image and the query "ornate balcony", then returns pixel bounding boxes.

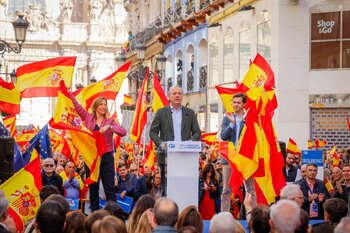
[187,69,194,92]
[199,65,207,89]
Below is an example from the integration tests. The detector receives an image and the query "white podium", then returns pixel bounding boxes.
[166,141,201,211]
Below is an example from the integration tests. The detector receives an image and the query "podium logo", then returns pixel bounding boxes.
[168,143,175,149]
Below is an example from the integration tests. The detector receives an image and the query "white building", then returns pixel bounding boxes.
[0,0,128,129]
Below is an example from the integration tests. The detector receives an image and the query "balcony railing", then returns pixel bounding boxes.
[187,69,194,92]
[199,65,207,89]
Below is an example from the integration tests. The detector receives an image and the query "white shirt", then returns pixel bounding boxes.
[171,105,182,141]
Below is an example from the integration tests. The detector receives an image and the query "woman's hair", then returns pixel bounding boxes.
[90,97,108,117]
[102,201,125,222]
[134,208,153,233]
[201,164,218,186]
[92,216,127,233]
[127,194,155,233]
[64,211,87,233]
[176,205,203,233]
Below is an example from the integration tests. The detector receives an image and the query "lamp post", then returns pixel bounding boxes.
[0,15,29,57]
[0,69,16,83]
[90,76,97,83]
[135,43,147,83]
[156,53,167,80]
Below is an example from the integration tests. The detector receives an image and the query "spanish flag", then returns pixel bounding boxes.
[142,140,156,171]
[328,144,340,167]
[308,140,313,149]
[3,114,17,137]
[129,69,149,144]
[0,77,20,114]
[73,61,131,110]
[49,81,106,184]
[124,94,132,106]
[16,56,76,98]
[215,85,240,113]
[201,132,217,146]
[151,72,169,112]
[346,115,350,131]
[0,155,42,233]
[286,138,301,155]
[15,130,36,150]
[315,139,326,148]
[324,178,334,193]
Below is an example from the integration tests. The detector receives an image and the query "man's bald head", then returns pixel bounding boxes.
[153,197,179,227]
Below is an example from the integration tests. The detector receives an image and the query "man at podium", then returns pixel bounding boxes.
[149,85,201,194]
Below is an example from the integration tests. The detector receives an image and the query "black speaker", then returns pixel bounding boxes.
[0,137,14,184]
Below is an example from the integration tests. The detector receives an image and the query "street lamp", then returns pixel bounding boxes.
[0,69,16,83]
[0,15,29,57]
[136,43,146,61]
[156,53,167,78]
[116,52,126,68]
[90,76,97,83]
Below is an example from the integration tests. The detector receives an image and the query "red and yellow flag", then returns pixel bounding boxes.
[324,178,334,193]
[201,132,217,146]
[73,61,131,110]
[315,139,326,148]
[49,81,106,184]
[124,94,133,106]
[0,155,42,233]
[129,70,149,144]
[3,114,17,137]
[286,138,301,155]
[308,140,313,149]
[151,72,169,112]
[15,130,36,150]
[215,85,241,113]
[142,141,156,171]
[16,57,76,98]
[0,77,20,114]
[346,115,350,131]
[328,144,341,167]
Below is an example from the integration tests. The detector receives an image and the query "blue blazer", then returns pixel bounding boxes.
[220,115,244,164]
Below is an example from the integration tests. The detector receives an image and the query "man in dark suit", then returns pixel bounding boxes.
[149,85,201,193]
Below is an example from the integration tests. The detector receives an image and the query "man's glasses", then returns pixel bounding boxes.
[44,164,54,167]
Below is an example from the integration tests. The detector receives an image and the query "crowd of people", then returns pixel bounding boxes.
[1,85,350,233]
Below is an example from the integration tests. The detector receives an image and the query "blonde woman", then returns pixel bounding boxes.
[69,92,127,211]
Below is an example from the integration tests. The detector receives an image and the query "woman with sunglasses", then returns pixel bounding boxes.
[68,92,127,211]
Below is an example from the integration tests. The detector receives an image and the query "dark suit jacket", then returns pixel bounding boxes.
[149,105,201,163]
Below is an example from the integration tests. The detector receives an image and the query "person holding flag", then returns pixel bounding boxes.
[220,92,255,212]
[68,89,127,211]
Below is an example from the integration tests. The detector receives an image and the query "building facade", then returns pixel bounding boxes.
[0,0,128,128]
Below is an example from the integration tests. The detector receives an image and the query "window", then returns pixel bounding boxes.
[239,21,251,80]
[311,11,350,69]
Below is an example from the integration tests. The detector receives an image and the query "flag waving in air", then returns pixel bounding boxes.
[0,155,42,233]
[151,72,169,112]
[73,61,131,110]
[16,57,76,98]
[129,69,149,144]
[287,138,301,155]
[3,114,17,137]
[0,77,20,114]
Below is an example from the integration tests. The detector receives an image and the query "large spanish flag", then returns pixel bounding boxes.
[0,77,20,114]
[16,56,76,98]
[3,114,17,137]
[73,61,131,110]
[286,138,301,155]
[0,155,42,233]
[49,81,106,184]
[151,72,169,112]
[129,69,149,144]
